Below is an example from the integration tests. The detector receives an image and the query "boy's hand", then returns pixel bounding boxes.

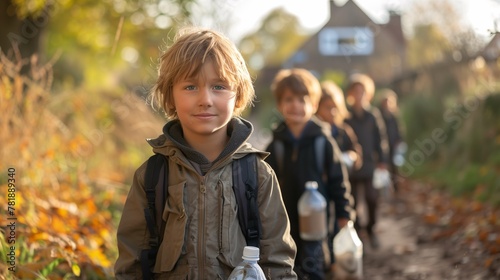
[330,263,336,274]
[337,218,349,229]
[377,163,387,170]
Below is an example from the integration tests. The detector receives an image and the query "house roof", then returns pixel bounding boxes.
[328,0,376,27]
[281,0,405,65]
[482,32,500,60]
[328,0,405,46]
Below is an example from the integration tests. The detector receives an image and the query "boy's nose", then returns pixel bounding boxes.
[198,86,213,106]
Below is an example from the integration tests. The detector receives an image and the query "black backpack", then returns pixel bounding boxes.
[273,136,326,175]
[139,153,261,279]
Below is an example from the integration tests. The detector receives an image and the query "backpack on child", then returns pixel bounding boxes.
[140,153,261,279]
[273,136,326,175]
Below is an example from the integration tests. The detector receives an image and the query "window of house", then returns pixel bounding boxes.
[318,27,374,56]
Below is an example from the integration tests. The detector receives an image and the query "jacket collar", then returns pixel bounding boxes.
[147,117,261,165]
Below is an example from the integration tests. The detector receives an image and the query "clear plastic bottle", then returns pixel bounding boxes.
[373,168,391,190]
[393,141,408,167]
[298,181,327,241]
[228,246,266,280]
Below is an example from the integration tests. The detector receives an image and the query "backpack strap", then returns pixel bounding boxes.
[140,153,168,280]
[315,136,326,175]
[232,153,261,247]
[273,140,284,174]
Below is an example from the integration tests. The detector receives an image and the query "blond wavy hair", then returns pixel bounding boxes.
[149,27,255,119]
[319,81,349,126]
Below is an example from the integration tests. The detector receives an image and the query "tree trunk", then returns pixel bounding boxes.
[0,0,48,74]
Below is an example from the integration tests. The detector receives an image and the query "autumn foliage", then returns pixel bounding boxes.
[0,50,162,278]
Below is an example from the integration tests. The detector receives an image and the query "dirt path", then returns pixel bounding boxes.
[359,181,500,280]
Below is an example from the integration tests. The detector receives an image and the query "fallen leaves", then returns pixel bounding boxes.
[407,181,500,278]
[0,52,123,279]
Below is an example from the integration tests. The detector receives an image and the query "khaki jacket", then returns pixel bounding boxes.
[115,134,297,279]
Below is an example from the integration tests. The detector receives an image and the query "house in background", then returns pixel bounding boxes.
[279,0,406,86]
[250,0,407,130]
[482,32,500,62]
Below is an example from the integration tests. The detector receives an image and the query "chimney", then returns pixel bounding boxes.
[386,10,405,45]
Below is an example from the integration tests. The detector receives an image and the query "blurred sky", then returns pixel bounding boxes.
[197,0,500,43]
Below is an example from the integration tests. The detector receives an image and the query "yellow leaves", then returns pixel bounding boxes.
[15,257,82,279]
[0,177,117,278]
[81,247,112,268]
[72,263,81,276]
[0,76,13,99]
[52,215,72,233]
[69,135,92,156]
[29,231,52,244]
[0,51,149,279]
[42,149,56,160]
[81,198,98,216]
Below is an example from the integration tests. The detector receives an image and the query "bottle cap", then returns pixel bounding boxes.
[305,181,318,190]
[242,246,260,261]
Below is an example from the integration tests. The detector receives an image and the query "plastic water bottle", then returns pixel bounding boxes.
[298,181,327,241]
[393,142,408,167]
[341,152,354,171]
[373,168,391,190]
[228,246,266,280]
[333,221,363,279]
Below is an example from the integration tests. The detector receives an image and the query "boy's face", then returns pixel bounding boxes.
[382,96,397,111]
[278,89,316,126]
[172,60,236,141]
[316,98,337,125]
[348,83,366,106]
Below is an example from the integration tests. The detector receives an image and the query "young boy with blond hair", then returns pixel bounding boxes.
[115,27,297,279]
[264,68,354,280]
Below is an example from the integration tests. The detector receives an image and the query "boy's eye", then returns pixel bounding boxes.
[213,85,226,90]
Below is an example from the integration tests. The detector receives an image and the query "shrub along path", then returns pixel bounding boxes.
[359,179,500,279]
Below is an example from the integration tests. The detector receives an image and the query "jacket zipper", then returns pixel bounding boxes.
[292,143,298,162]
[218,179,223,252]
[199,175,207,279]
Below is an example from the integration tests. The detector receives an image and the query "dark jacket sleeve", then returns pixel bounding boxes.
[343,123,363,171]
[324,135,355,220]
[371,108,390,165]
[257,158,298,279]
[264,141,279,176]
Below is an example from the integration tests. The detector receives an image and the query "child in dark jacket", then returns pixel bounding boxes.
[264,68,355,280]
[379,89,404,194]
[316,80,363,272]
[344,73,389,249]
[317,81,363,172]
